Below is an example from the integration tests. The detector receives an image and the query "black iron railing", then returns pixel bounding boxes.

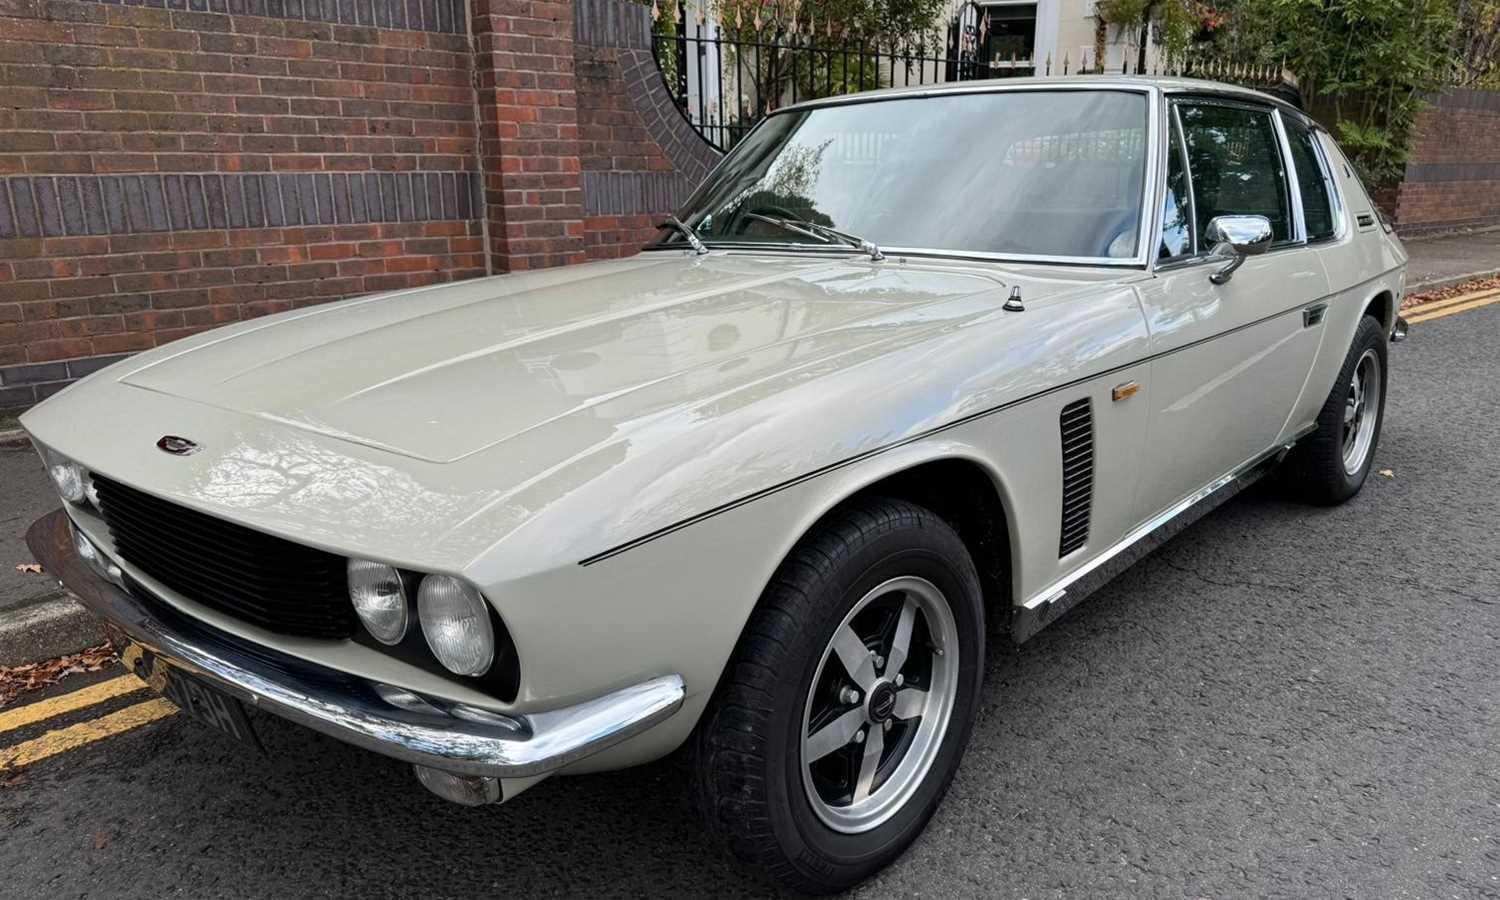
[652,24,1283,152]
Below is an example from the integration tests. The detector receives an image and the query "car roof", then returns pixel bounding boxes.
[775,75,1303,119]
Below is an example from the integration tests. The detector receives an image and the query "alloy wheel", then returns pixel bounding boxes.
[1341,348,1381,475]
[800,576,960,834]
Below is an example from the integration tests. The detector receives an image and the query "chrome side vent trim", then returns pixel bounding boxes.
[1059,398,1094,557]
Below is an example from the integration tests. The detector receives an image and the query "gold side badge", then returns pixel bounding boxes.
[1112,382,1141,402]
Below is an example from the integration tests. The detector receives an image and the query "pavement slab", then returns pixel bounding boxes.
[1403,226,1500,290]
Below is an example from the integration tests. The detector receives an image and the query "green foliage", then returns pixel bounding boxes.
[1096,0,1200,60]
[791,48,889,98]
[711,0,946,43]
[701,0,941,131]
[1452,0,1500,85]
[1226,0,1457,186]
[656,10,681,94]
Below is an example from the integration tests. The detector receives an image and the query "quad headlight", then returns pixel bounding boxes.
[41,446,89,505]
[417,575,495,677]
[347,559,409,645]
[347,563,497,678]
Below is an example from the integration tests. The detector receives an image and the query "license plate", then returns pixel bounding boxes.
[126,646,261,751]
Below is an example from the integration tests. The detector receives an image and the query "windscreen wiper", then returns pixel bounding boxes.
[659,215,709,255]
[804,221,885,262]
[742,212,884,262]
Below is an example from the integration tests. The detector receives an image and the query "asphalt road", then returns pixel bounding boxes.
[3,304,1499,899]
[1,444,57,615]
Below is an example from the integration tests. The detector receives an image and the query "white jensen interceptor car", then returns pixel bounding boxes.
[24,77,1407,893]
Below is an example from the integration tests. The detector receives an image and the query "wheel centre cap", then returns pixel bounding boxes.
[868,682,897,722]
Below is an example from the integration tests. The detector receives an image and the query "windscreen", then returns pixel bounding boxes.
[661,89,1150,260]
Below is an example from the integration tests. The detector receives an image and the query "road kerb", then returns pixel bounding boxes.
[1405,288,1500,324]
[0,594,107,667]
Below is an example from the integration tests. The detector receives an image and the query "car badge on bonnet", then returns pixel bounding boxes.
[156,435,201,456]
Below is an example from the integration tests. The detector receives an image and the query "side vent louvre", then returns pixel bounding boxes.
[1058,398,1094,557]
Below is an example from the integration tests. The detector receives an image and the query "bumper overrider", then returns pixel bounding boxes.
[25,509,685,803]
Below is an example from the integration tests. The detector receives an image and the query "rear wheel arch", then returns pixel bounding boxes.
[1363,289,1395,333]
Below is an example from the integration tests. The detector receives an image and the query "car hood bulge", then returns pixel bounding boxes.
[118,254,1010,463]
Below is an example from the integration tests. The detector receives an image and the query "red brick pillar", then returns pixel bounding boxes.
[469,0,588,271]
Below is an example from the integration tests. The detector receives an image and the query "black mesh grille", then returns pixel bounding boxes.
[1059,398,1094,557]
[93,475,354,640]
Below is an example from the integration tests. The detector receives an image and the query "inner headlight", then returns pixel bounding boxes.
[417,575,494,677]
[41,446,87,505]
[348,559,409,645]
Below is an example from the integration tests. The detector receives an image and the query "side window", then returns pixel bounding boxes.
[1176,102,1293,244]
[1159,111,1194,259]
[1283,116,1337,241]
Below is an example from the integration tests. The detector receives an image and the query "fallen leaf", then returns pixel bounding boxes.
[14,563,42,575]
[91,831,110,850]
[1402,273,1500,310]
[0,644,117,708]
[1378,469,1395,478]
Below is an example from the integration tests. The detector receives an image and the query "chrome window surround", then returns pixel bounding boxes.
[1154,102,1200,263]
[1281,115,1348,244]
[1151,93,1312,274]
[1272,108,1309,244]
[644,82,1163,269]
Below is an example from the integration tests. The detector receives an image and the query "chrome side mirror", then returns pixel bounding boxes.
[1205,215,1273,285]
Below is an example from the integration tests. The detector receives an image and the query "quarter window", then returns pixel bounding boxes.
[1176,102,1293,244]
[1159,111,1194,259]
[1283,116,1337,241]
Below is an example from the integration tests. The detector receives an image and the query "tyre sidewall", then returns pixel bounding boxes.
[1330,316,1389,494]
[762,524,984,887]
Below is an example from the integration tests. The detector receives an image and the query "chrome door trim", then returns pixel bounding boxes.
[1011,434,1308,643]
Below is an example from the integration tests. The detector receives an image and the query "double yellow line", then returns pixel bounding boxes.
[0,675,177,770]
[1404,286,1500,325]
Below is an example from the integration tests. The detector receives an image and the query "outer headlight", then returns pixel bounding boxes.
[347,559,408,645]
[417,575,494,676]
[41,446,87,505]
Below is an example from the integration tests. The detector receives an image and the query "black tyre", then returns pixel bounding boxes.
[1283,314,1388,505]
[694,497,985,894]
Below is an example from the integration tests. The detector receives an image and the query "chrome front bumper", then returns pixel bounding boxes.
[25,509,685,780]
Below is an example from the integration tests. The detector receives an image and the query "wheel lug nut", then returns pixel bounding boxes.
[854,728,866,744]
[874,654,886,670]
[840,687,861,705]
[883,719,892,732]
[894,674,904,687]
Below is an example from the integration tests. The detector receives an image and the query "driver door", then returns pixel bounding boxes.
[1133,98,1329,520]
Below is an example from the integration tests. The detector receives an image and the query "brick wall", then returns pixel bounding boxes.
[0,0,487,408]
[0,0,720,410]
[573,0,716,260]
[1395,87,1500,235]
[471,0,587,270]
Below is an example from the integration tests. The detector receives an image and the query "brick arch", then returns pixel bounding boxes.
[573,0,721,257]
